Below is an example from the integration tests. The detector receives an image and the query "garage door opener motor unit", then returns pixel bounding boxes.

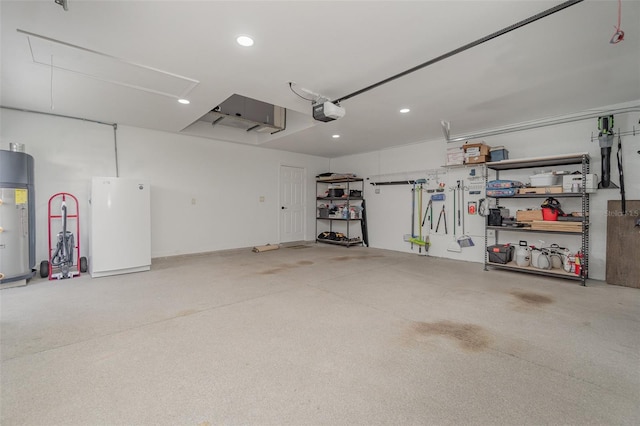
[312,101,345,122]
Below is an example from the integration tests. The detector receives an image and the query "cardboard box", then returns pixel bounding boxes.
[463,141,490,156]
[517,186,563,195]
[516,209,543,222]
[466,154,489,164]
[562,174,597,193]
[446,146,465,165]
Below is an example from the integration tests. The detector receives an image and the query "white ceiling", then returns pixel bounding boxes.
[2,0,639,158]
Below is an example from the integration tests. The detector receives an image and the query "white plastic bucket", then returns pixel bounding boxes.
[531,249,551,270]
[515,241,531,267]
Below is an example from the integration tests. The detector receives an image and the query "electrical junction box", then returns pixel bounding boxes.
[562,174,597,193]
[313,101,345,122]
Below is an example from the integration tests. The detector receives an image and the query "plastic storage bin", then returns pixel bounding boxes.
[530,174,561,187]
[487,244,515,264]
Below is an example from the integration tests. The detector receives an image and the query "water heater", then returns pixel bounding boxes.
[0,148,36,284]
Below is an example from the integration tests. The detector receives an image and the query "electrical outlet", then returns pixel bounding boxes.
[487,229,495,238]
[259,196,265,202]
[375,188,380,194]
[191,198,196,205]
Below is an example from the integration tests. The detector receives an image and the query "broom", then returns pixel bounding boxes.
[409,181,428,248]
[447,183,462,253]
[457,179,474,248]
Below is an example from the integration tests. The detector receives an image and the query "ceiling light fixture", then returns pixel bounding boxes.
[178,99,190,105]
[236,35,254,47]
[400,108,410,113]
[332,134,340,139]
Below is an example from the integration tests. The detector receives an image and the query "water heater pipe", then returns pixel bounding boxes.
[0,106,119,177]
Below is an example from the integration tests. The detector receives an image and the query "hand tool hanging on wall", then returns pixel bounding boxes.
[417,181,427,237]
[360,199,369,247]
[422,199,433,230]
[435,205,447,234]
[597,115,617,189]
[461,179,465,231]
[478,198,489,217]
[418,182,424,252]
[410,182,416,248]
[616,133,626,213]
[448,184,462,253]
[457,181,462,228]
[457,179,474,248]
[408,182,428,250]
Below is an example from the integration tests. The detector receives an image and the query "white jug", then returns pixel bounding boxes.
[515,241,531,267]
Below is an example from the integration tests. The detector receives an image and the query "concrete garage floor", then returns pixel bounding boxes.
[1,244,639,425]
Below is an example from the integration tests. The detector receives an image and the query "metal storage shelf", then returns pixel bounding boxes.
[487,262,582,281]
[486,152,589,170]
[317,197,364,201]
[485,153,590,285]
[486,225,584,235]
[503,193,583,198]
[316,177,365,248]
[316,177,363,183]
[316,238,363,247]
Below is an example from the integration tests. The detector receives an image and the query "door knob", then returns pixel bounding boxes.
[281,206,287,210]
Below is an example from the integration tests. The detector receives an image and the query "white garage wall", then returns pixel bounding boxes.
[331,103,640,281]
[115,125,328,257]
[1,109,329,262]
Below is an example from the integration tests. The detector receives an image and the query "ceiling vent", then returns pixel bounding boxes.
[206,94,286,134]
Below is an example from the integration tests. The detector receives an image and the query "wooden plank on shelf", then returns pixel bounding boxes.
[487,261,581,280]
[516,209,543,222]
[517,186,563,195]
[530,220,582,232]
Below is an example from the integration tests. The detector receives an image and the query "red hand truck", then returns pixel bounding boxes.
[40,192,88,279]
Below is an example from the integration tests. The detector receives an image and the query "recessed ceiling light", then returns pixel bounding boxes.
[400,108,410,113]
[332,134,340,139]
[178,99,190,105]
[236,35,254,47]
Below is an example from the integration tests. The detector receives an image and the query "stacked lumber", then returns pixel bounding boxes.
[530,220,582,232]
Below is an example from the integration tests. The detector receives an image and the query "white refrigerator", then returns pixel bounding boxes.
[89,177,151,277]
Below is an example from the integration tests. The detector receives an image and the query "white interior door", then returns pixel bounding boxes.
[279,165,305,243]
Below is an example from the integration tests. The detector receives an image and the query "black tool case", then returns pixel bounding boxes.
[487,244,515,264]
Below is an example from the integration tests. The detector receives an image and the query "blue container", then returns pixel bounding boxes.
[490,148,509,161]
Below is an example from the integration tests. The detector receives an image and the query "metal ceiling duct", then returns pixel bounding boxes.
[207,94,286,134]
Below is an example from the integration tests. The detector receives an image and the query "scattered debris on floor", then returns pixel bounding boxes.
[252,244,280,253]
